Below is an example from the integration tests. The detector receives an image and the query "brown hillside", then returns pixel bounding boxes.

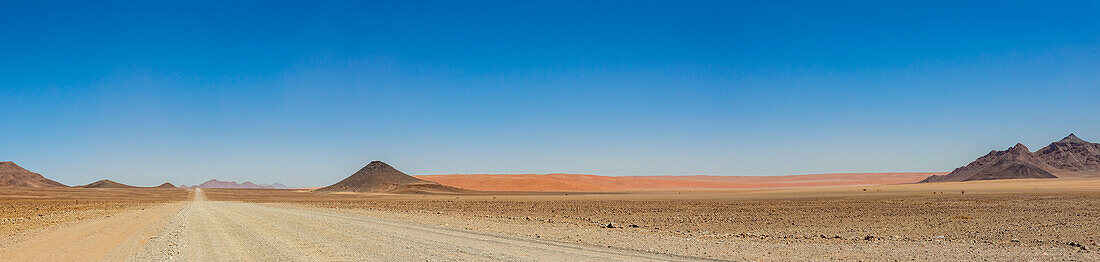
[0,161,67,187]
[155,182,176,188]
[80,179,138,188]
[315,161,468,194]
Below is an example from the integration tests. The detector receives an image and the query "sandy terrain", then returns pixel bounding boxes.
[415,172,941,191]
[2,179,1098,261]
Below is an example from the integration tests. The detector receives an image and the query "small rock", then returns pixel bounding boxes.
[604,223,616,228]
[1011,239,1020,242]
[628,224,640,228]
[1066,242,1089,251]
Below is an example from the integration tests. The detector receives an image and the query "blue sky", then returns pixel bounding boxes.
[2,1,1098,187]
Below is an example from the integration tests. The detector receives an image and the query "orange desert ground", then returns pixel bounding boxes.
[415,172,941,191]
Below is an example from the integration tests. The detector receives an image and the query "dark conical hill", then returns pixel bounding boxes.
[315,161,468,194]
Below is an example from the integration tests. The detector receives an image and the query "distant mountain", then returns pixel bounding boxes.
[315,161,468,194]
[0,161,67,187]
[182,179,289,189]
[80,179,138,188]
[155,182,176,188]
[259,182,289,188]
[922,134,1100,183]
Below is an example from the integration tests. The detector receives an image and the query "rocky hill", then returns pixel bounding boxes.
[1035,134,1100,176]
[0,161,66,187]
[922,134,1100,182]
[315,161,468,194]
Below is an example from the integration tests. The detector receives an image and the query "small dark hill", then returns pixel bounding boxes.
[155,182,177,188]
[80,179,138,188]
[315,161,469,194]
[0,161,67,187]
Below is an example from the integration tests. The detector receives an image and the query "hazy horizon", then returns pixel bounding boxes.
[3,1,1098,187]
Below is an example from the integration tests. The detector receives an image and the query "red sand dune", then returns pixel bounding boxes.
[414,172,944,192]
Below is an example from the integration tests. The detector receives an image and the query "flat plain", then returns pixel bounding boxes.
[1,179,1099,261]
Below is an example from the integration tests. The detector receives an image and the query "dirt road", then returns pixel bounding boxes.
[3,189,698,261]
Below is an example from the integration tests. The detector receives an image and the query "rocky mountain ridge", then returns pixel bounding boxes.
[921,134,1100,182]
[181,179,289,189]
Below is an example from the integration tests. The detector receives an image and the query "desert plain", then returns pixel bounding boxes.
[1,177,1098,261]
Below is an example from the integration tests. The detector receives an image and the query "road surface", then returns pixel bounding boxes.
[1,189,699,261]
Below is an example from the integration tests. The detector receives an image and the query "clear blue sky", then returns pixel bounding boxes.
[2,1,1098,187]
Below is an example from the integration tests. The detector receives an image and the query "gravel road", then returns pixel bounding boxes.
[126,189,697,261]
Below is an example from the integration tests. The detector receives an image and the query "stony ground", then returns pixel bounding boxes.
[0,188,188,240]
[288,193,1100,247]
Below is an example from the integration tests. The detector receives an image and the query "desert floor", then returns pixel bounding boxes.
[2,179,1099,261]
